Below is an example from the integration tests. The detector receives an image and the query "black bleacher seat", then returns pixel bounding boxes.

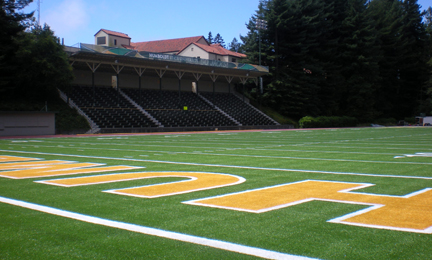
[122,88,237,128]
[62,86,275,130]
[64,86,157,129]
[201,92,277,126]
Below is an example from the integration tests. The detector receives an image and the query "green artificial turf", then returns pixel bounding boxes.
[0,127,431,259]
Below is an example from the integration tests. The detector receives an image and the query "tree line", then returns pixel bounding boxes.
[0,0,88,131]
[2,0,431,124]
[238,0,432,122]
[0,0,73,103]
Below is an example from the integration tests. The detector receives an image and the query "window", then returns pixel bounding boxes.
[191,48,194,51]
[97,36,106,45]
[114,39,117,46]
[232,58,237,62]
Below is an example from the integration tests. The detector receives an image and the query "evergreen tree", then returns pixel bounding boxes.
[13,24,74,101]
[228,37,242,52]
[264,0,328,117]
[240,0,268,65]
[214,33,226,48]
[421,6,432,114]
[207,31,213,44]
[425,7,432,26]
[0,0,34,91]
[316,0,347,116]
[370,0,428,118]
[338,0,381,121]
[398,0,428,117]
[238,0,431,120]
[369,0,404,118]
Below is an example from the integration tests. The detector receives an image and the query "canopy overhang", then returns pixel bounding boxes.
[66,44,268,83]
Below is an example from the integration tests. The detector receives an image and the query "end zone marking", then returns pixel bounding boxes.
[185,180,432,234]
[0,159,143,179]
[38,171,246,198]
[0,196,316,260]
[0,155,41,163]
[2,150,432,180]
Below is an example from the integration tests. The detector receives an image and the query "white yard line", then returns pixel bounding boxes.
[22,140,410,155]
[0,196,316,260]
[1,150,431,180]
[3,144,432,166]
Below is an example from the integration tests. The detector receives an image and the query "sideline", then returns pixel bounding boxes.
[0,196,316,260]
[0,128,294,140]
[6,143,432,166]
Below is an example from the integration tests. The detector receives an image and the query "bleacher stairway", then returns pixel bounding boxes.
[60,86,280,133]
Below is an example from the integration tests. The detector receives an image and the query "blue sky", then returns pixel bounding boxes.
[24,0,431,47]
[23,0,261,46]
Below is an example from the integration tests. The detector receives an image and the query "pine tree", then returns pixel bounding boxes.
[398,0,428,117]
[0,0,34,91]
[369,0,405,118]
[207,32,213,44]
[316,0,347,116]
[424,7,432,114]
[214,33,226,48]
[241,0,429,120]
[14,24,74,101]
[228,37,242,52]
[265,0,331,117]
[240,0,268,65]
[334,0,381,121]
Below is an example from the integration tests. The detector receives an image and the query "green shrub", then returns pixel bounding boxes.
[299,116,358,128]
[299,116,315,128]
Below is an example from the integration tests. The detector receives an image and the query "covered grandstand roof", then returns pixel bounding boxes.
[65,43,269,80]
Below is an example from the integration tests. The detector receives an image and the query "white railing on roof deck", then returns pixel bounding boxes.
[67,43,269,73]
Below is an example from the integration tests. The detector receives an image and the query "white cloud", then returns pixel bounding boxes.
[43,0,89,37]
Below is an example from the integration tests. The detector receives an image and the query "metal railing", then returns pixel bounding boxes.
[67,43,269,72]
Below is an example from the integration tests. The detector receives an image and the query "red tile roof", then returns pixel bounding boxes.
[191,43,247,58]
[122,44,136,50]
[95,29,131,39]
[131,36,206,53]
[95,30,246,59]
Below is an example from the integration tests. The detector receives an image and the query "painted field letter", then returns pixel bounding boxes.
[39,171,245,198]
[186,180,432,233]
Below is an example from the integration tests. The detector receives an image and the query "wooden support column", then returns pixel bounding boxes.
[210,73,219,104]
[86,62,101,107]
[252,77,261,107]
[239,76,249,102]
[225,76,234,94]
[175,71,185,108]
[134,67,146,105]
[155,69,166,92]
[112,64,124,107]
[192,73,202,94]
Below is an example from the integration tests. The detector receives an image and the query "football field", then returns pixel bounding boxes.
[0,127,431,259]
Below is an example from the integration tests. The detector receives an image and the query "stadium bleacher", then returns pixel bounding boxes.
[61,85,278,132]
[201,92,277,126]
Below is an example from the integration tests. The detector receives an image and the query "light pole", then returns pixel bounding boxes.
[256,19,267,106]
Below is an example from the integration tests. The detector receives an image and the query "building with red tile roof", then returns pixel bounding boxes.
[94,29,246,62]
[178,42,247,63]
[95,29,131,47]
[131,36,207,54]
